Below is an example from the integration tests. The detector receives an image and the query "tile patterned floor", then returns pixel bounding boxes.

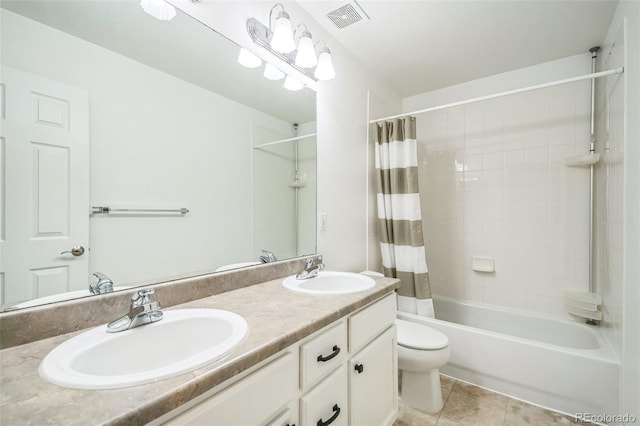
[394,376,592,426]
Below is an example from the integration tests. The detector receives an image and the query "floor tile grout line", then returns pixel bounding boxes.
[437,378,456,423]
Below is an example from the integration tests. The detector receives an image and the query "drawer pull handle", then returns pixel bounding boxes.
[354,363,364,374]
[317,404,340,426]
[317,345,340,362]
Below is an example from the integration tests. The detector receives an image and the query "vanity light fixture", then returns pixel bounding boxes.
[238,48,262,68]
[314,43,336,80]
[140,0,176,21]
[294,25,318,68]
[270,4,296,53]
[245,3,336,84]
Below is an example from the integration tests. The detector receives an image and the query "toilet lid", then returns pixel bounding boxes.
[396,319,449,350]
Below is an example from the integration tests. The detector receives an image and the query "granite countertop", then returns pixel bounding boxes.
[0,275,399,425]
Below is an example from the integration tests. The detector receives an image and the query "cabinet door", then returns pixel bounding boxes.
[349,326,397,426]
[301,366,348,426]
[164,352,297,426]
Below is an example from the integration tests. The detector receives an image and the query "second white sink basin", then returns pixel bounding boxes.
[282,271,375,295]
[12,286,132,309]
[40,309,248,389]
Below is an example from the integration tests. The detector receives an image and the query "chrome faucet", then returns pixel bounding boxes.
[260,249,277,263]
[296,256,324,280]
[106,288,163,333]
[90,272,113,295]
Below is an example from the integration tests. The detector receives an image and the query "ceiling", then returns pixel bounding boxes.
[298,0,619,97]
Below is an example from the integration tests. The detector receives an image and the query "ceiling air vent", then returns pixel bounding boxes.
[324,1,369,30]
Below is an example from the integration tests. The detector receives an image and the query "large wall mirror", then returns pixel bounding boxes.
[0,0,317,311]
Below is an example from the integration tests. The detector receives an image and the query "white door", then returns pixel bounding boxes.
[0,66,89,305]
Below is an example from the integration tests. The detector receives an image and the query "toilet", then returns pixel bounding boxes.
[396,318,451,414]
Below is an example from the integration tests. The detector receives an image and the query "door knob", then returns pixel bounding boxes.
[61,246,85,256]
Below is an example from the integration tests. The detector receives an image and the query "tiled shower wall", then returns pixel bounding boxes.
[406,54,594,318]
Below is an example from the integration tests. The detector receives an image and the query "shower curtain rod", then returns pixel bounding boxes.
[253,133,317,149]
[370,67,624,124]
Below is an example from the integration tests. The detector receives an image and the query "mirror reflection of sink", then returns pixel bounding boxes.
[215,262,262,272]
[39,309,249,389]
[282,271,376,295]
[11,287,132,309]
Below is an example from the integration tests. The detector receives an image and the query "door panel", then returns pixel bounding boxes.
[0,66,89,305]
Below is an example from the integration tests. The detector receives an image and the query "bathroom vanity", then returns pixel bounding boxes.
[0,266,400,425]
[160,292,397,426]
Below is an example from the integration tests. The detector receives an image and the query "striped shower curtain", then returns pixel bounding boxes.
[374,117,433,317]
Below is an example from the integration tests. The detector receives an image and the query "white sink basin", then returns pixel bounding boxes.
[39,309,248,389]
[282,271,376,295]
[215,261,262,272]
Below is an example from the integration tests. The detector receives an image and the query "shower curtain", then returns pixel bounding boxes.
[374,117,434,317]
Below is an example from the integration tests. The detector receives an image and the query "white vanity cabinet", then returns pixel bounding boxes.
[161,293,397,426]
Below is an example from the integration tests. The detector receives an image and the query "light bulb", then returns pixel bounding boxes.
[295,33,318,68]
[271,12,295,53]
[284,75,304,91]
[263,63,285,81]
[237,48,262,68]
[140,0,176,21]
[314,50,336,80]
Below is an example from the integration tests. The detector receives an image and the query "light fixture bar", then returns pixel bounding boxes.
[247,17,318,82]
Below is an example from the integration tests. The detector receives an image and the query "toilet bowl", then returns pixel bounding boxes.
[396,318,451,414]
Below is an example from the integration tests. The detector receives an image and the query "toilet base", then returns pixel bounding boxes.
[400,368,444,414]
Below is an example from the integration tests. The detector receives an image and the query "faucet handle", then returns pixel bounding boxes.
[131,288,155,307]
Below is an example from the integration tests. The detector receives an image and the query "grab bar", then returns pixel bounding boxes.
[91,206,189,215]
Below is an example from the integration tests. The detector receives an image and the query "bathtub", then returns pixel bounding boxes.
[397,296,619,417]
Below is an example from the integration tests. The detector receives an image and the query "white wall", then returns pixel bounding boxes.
[172,0,402,272]
[597,0,640,418]
[404,54,594,318]
[2,9,296,286]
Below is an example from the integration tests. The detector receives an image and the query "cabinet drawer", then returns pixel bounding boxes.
[300,365,348,426]
[164,351,296,426]
[349,293,396,353]
[300,321,347,390]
